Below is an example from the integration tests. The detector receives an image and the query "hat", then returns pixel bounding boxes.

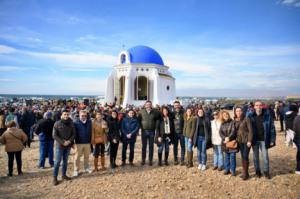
[45,111,52,119]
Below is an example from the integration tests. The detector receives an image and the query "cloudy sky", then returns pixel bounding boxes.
[0,0,299,97]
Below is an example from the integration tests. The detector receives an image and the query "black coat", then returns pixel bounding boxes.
[155,116,174,144]
[20,111,35,135]
[285,111,298,130]
[35,118,55,141]
[293,115,300,144]
[192,116,212,149]
[53,119,76,148]
[219,119,238,153]
[172,109,184,134]
[138,109,161,132]
[248,109,276,149]
[107,116,121,142]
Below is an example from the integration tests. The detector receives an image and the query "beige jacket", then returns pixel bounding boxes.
[91,119,109,144]
[0,127,27,152]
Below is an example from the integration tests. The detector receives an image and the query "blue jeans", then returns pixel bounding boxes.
[173,133,185,161]
[225,152,236,173]
[253,141,269,174]
[122,141,135,162]
[157,141,170,156]
[53,146,71,177]
[39,140,54,167]
[184,137,193,152]
[196,136,207,165]
[141,131,155,162]
[239,143,250,161]
[213,145,223,168]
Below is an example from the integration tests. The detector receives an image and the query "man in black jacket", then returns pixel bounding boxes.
[35,111,55,169]
[172,101,185,165]
[249,101,276,179]
[52,109,76,186]
[293,108,300,175]
[20,106,35,147]
[138,101,160,166]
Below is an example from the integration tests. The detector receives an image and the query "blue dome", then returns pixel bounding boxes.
[127,45,164,65]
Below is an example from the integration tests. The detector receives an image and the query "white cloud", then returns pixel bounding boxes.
[1,43,299,96]
[0,44,116,70]
[76,34,98,42]
[0,66,36,72]
[0,78,15,82]
[279,0,300,7]
[281,0,298,4]
[164,54,216,75]
[25,51,116,68]
[0,26,43,47]
[0,45,16,53]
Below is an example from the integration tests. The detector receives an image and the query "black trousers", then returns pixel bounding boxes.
[93,144,105,157]
[110,141,119,164]
[7,151,22,175]
[279,116,284,131]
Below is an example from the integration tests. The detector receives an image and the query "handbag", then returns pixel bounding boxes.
[94,136,104,144]
[226,140,237,149]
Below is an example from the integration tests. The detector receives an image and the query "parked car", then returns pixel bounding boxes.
[220,103,234,110]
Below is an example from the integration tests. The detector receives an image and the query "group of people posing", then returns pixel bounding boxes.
[1,100,300,186]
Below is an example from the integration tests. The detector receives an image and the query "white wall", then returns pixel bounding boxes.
[156,76,176,105]
[105,64,176,107]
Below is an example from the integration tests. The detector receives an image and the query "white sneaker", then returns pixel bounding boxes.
[85,168,92,174]
[73,171,79,177]
[296,171,300,175]
[198,164,202,170]
[201,165,206,171]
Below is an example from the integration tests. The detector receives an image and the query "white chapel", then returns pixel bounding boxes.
[105,45,176,107]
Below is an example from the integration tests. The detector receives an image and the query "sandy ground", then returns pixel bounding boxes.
[0,120,299,199]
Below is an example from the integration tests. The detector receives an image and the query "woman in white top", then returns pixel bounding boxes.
[211,110,223,171]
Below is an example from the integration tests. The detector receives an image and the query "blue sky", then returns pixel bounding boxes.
[0,0,300,97]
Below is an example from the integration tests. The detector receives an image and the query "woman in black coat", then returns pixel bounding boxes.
[155,106,174,166]
[107,110,121,169]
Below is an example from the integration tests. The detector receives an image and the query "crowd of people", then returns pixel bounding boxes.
[0,99,299,186]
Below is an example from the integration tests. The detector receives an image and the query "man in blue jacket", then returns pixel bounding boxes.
[73,110,92,176]
[121,109,139,166]
[249,101,276,179]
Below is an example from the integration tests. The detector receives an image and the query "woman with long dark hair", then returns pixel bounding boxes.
[183,107,196,168]
[193,108,212,171]
[155,106,174,166]
[107,110,121,169]
[234,107,253,180]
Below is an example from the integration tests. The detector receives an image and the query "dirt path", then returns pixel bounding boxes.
[0,121,299,199]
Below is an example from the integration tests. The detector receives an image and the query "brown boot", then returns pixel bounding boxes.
[241,160,249,180]
[186,151,193,168]
[245,160,250,180]
[93,157,99,172]
[186,152,190,167]
[100,155,106,170]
